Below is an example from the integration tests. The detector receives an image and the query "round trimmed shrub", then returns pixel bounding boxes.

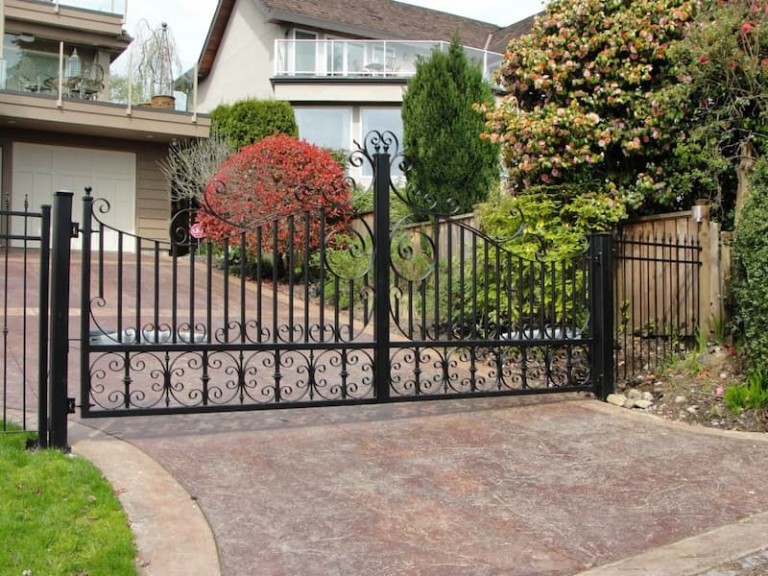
[195,134,352,262]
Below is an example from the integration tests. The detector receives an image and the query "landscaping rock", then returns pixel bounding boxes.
[606,393,627,407]
[633,399,653,410]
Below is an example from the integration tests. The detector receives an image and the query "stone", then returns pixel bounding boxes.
[686,406,699,414]
[642,391,654,402]
[675,395,687,404]
[633,399,653,410]
[627,388,642,400]
[606,394,627,407]
[624,398,637,409]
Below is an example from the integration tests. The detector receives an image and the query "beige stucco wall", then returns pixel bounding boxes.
[273,82,406,103]
[197,0,279,111]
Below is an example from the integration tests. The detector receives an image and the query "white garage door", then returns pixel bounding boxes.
[12,143,136,251]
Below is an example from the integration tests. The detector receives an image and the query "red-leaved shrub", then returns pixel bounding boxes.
[195,134,352,260]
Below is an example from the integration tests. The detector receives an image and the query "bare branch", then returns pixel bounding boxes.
[160,131,234,201]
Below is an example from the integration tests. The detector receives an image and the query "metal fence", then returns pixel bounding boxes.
[614,230,701,383]
[77,133,615,419]
[0,198,51,444]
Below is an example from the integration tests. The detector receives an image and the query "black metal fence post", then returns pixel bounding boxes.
[79,189,93,419]
[48,191,74,450]
[373,149,391,402]
[37,205,51,448]
[589,233,615,401]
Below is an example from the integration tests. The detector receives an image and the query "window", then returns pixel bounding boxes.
[361,107,404,176]
[294,107,352,151]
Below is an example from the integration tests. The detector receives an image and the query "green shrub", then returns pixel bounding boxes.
[460,191,609,334]
[312,233,373,311]
[724,368,768,414]
[210,99,298,150]
[733,157,768,368]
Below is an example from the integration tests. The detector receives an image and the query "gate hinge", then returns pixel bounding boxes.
[67,397,76,414]
[70,222,80,238]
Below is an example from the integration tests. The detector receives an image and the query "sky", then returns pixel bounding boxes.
[121,0,547,67]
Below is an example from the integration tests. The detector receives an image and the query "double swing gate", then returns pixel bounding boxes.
[1,132,616,448]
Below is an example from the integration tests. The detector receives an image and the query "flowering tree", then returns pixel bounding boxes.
[195,134,352,258]
[484,0,697,223]
[667,0,768,223]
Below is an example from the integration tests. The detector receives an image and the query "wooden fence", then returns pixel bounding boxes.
[618,205,729,340]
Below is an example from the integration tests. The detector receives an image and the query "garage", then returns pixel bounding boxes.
[11,143,136,251]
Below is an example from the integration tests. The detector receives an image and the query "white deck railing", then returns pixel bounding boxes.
[274,39,503,81]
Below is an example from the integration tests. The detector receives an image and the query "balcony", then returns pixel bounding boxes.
[0,39,208,142]
[45,0,125,15]
[274,39,503,81]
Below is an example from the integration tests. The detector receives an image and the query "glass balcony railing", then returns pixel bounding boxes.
[274,39,503,81]
[51,0,125,16]
[0,39,202,117]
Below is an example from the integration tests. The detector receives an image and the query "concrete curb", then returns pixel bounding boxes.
[69,420,221,576]
[574,511,768,576]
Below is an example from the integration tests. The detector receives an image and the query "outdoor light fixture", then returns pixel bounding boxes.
[691,202,709,224]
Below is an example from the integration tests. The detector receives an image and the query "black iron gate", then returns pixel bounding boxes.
[0,198,50,442]
[78,132,614,418]
[0,192,74,448]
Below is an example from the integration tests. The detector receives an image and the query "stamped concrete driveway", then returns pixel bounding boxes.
[6,249,766,574]
[83,395,768,576]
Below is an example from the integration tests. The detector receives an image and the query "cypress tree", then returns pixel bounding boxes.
[401,35,498,215]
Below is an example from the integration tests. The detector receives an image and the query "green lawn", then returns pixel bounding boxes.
[0,424,137,576]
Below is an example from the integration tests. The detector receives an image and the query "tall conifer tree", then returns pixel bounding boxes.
[402,36,498,215]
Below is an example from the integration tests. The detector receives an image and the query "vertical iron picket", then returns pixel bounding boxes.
[80,191,93,419]
[37,205,51,448]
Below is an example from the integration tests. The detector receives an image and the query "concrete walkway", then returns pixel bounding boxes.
[73,395,768,576]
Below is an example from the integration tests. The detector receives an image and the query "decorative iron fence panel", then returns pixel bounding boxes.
[614,230,701,383]
[79,132,612,418]
[0,198,51,443]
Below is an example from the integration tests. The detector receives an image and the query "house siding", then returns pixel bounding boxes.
[198,0,279,110]
[136,146,171,242]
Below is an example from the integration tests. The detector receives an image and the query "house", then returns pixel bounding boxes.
[0,0,210,248]
[196,0,534,166]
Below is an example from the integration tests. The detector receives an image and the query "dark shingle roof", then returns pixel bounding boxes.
[261,0,500,48]
[198,0,536,77]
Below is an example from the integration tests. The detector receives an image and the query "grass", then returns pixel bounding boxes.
[0,423,137,576]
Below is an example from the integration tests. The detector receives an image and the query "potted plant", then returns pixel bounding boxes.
[133,21,181,109]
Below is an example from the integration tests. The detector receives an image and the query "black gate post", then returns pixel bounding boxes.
[79,189,93,419]
[48,191,74,450]
[373,147,391,402]
[37,205,51,449]
[588,233,615,401]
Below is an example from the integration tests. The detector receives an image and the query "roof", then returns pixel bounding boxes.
[198,0,537,78]
[487,13,539,53]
